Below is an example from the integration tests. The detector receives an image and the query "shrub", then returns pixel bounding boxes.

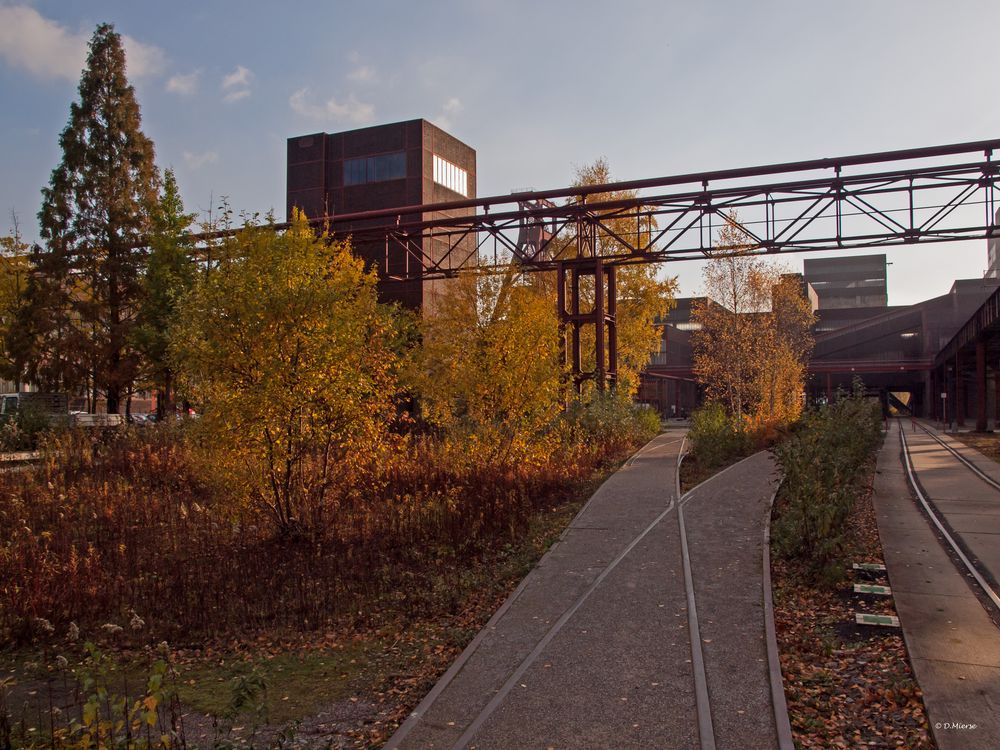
[0,402,54,451]
[0,405,655,642]
[771,383,882,579]
[564,392,661,464]
[688,402,752,470]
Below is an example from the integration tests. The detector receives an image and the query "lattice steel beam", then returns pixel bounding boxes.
[257,138,1000,281]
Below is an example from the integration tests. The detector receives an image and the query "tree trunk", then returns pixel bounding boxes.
[107,385,120,415]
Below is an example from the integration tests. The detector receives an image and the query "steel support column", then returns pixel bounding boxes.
[956,352,966,426]
[557,259,617,392]
[941,368,948,422]
[996,359,1000,423]
[977,339,988,431]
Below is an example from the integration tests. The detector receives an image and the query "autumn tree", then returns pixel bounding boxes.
[408,269,566,468]
[134,169,195,419]
[0,217,31,384]
[25,23,160,412]
[554,159,678,397]
[692,215,814,425]
[169,214,400,534]
[753,275,815,424]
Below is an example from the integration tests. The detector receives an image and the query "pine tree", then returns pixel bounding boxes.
[31,22,160,413]
[135,169,196,419]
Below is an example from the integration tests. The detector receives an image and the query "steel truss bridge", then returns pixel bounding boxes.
[211,139,1000,390]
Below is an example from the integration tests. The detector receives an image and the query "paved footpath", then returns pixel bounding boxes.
[874,421,1000,749]
[387,431,785,750]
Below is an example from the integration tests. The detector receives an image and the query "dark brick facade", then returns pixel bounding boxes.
[287,119,476,311]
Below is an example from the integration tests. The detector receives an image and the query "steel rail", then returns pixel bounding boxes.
[389,437,784,749]
[898,423,1000,613]
[678,499,716,750]
[912,421,1000,492]
[675,449,777,750]
[762,483,795,750]
[445,446,683,750]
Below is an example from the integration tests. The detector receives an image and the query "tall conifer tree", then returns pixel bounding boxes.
[30,23,159,412]
[135,169,195,419]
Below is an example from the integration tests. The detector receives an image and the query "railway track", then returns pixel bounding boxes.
[389,433,789,750]
[899,420,1000,617]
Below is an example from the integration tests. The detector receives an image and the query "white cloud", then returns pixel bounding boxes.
[221,64,253,102]
[183,150,218,170]
[123,36,165,78]
[289,87,374,125]
[347,64,376,83]
[222,65,252,89]
[166,71,199,95]
[0,5,163,81]
[434,97,464,131]
[223,88,250,103]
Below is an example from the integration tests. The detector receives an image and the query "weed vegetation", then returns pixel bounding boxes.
[0,399,657,645]
[771,382,884,581]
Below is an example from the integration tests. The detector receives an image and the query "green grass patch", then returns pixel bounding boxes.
[175,645,370,725]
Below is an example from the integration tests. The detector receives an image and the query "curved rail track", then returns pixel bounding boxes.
[389,433,790,750]
[899,421,1000,615]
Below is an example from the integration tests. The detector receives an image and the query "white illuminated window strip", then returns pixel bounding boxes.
[433,154,468,197]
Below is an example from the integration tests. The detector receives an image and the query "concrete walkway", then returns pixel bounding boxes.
[387,432,784,750]
[873,421,1000,749]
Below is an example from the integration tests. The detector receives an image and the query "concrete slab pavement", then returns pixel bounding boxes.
[873,421,1000,749]
[387,431,787,750]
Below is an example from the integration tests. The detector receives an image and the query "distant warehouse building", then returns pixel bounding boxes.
[286,119,477,311]
[640,251,1000,421]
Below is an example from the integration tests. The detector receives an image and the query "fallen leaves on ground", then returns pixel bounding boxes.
[773,481,934,749]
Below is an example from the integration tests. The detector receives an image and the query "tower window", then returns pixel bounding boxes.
[343,151,407,186]
[433,154,468,197]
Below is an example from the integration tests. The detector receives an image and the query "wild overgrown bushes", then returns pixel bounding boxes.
[771,384,883,579]
[0,400,658,644]
[687,402,754,470]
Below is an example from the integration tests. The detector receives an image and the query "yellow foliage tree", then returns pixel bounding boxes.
[692,215,814,426]
[169,212,400,533]
[552,159,678,397]
[408,270,566,469]
[0,223,30,383]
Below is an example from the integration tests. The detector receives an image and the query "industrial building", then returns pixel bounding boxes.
[640,251,1000,422]
[804,254,888,312]
[287,119,477,310]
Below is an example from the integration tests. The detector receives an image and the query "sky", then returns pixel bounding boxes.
[1,0,999,304]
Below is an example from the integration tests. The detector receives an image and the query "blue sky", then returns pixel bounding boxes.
[1,0,999,304]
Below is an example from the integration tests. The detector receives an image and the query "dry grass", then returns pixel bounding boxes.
[0,420,642,748]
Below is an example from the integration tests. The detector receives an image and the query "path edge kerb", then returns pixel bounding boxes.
[383,430,676,750]
[762,477,795,750]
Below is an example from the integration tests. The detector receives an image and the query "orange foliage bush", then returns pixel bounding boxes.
[0,422,640,644]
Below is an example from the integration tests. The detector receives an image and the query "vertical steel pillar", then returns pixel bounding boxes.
[556,258,618,393]
[977,338,987,431]
[923,370,933,419]
[942,365,949,430]
[956,351,966,427]
[931,369,939,420]
[607,265,617,387]
[995,358,1000,424]
[571,268,582,380]
[594,258,605,387]
[557,264,567,393]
